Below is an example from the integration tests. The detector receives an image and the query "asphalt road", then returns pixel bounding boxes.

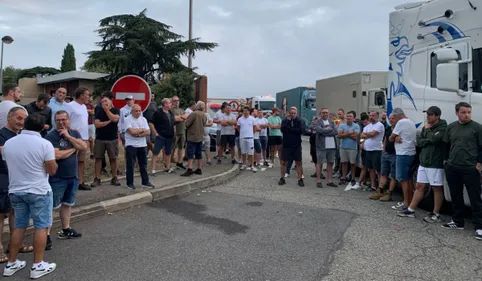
[5,140,482,281]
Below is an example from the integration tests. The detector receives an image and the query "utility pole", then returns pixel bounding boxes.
[188,0,193,69]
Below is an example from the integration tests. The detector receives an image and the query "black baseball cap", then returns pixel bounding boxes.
[423,106,441,116]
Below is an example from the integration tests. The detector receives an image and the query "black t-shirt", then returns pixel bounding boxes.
[384,126,396,154]
[0,127,17,175]
[95,107,120,141]
[151,109,175,138]
[45,129,82,178]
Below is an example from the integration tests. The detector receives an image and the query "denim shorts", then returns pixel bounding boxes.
[9,192,53,230]
[259,136,268,150]
[186,141,203,160]
[153,135,173,156]
[381,152,396,178]
[254,139,262,153]
[396,155,415,181]
[49,177,79,209]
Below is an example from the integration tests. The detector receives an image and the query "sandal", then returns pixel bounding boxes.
[0,246,7,263]
[5,244,34,254]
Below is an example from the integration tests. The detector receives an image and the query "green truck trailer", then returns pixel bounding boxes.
[275,86,317,132]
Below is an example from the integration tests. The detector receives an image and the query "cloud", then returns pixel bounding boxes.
[0,0,409,98]
[208,5,232,18]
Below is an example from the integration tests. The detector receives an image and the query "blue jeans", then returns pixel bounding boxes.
[396,155,415,181]
[9,192,53,229]
[126,146,149,186]
[49,177,79,209]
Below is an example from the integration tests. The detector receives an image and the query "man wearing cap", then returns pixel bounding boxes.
[397,106,447,220]
[119,95,135,146]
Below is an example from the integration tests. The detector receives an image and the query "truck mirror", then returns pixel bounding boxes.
[434,48,459,62]
[436,63,459,92]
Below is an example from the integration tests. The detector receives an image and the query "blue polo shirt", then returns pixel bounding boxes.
[338,122,360,150]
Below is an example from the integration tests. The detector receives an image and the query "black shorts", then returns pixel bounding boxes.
[281,146,302,162]
[220,135,235,147]
[365,150,382,171]
[268,136,282,146]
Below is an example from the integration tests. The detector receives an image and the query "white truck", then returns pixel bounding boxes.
[249,95,276,114]
[315,71,388,117]
[388,0,482,207]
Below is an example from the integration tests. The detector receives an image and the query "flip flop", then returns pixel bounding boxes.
[5,244,34,254]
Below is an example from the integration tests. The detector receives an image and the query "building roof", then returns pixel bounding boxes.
[36,71,109,85]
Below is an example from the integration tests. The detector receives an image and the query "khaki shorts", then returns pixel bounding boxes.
[77,141,88,162]
[94,139,119,159]
[173,134,186,149]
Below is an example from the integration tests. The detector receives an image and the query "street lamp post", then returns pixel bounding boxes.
[188,0,193,69]
[0,35,14,92]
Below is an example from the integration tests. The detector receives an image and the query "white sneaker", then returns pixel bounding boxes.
[252,167,258,173]
[30,262,56,279]
[285,173,289,178]
[240,165,247,170]
[351,182,361,190]
[3,260,26,277]
[344,183,353,191]
[246,166,252,171]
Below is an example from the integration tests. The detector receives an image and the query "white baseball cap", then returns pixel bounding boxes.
[125,95,134,100]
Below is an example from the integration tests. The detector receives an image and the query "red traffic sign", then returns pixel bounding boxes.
[229,100,239,110]
[111,75,151,112]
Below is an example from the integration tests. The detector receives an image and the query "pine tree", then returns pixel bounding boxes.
[60,43,76,72]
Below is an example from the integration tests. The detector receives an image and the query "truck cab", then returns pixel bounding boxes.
[251,96,276,114]
[388,0,482,207]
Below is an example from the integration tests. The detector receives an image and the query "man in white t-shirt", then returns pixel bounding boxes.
[2,114,58,278]
[124,104,154,190]
[218,104,237,164]
[64,87,90,191]
[118,95,135,146]
[0,84,27,128]
[360,111,385,191]
[237,106,258,172]
[389,108,417,212]
[213,103,227,161]
[251,108,262,167]
[256,110,269,166]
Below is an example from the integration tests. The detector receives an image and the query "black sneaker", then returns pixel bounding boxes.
[310,173,317,178]
[181,169,194,177]
[141,182,155,189]
[320,173,326,180]
[278,178,286,185]
[176,163,186,170]
[111,177,121,186]
[79,183,92,190]
[264,161,269,167]
[126,184,135,190]
[90,178,101,188]
[316,182,323,188]
[217,159,222,164]
[194,169,202,175]
[441,221,464,230]
[232,159,237,165]
[58,228,82,239]
[397,209,415,218]
[45,235,52,251]
[339,178,347,186]
[298,179,305,187]
[327,182,338,187]
[101,168,108,175]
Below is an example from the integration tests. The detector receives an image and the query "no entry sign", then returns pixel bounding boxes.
[111,75,151,111]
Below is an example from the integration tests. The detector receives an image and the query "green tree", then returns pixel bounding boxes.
[17,66,60,79]
[84,9,218,88]
[60,43,77,72]
[1,65,21,85]
[150,69,199,108]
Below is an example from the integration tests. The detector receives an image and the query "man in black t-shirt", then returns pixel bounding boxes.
[149,98,175,175]
[0,107,32,258]
[91,96,121,187]
[369,113,398,201]
[45,110,87,248]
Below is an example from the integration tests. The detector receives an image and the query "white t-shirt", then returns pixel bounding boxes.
[125,115,150,148]
[363,122,385,151]
[2,130,55,195]
[64,101,89,140]
[237,116,255,139]
[393,118,417,156]
[323,119,336,149]
[214,110,224,131]
[186,108,193,115]
[204,113,212,136]
[253,118,260,139]
[0,100,27,128]
[220,113,236,135]
[257,117,268,137]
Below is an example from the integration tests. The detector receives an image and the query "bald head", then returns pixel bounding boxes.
[131,104,142,118]
[56,87,67,102]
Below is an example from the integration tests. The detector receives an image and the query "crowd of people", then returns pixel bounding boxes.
[1,83,482,278]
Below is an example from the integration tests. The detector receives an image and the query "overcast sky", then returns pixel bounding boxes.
[1,0,408,98]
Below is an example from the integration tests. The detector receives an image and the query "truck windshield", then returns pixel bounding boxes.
[259,101,275,111]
